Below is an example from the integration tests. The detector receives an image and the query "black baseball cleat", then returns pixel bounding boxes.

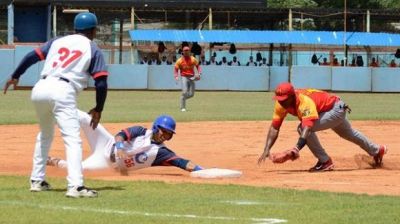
[309,158,334,172]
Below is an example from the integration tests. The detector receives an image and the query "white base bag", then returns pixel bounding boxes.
[190,168,242,179]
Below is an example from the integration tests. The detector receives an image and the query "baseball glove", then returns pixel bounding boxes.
[270,147,300,164]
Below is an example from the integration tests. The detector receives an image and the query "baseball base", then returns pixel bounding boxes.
[190,168,242,179]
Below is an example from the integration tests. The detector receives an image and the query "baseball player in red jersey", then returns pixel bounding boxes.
[46,110,203,174]
[3,12,108,197]
[258,82,387,171]
[174,46,202,112]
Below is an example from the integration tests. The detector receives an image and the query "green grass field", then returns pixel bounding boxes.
[1,90,400,124]
[1,90,400,224]
[1,176,399,224]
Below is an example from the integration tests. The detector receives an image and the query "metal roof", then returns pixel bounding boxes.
[129,29,400,47]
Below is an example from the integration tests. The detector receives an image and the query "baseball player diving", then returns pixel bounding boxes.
[47,110,203,175]
[3,12,108,197]
[258,82,387,171]
[174,46,202,112]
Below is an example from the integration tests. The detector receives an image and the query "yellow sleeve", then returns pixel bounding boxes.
[271,101,287,129]
[192,56,199,66]
[298,94,319,127]
[174,58,181,69]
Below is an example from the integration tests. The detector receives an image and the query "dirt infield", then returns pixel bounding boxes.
[1,121,399,196]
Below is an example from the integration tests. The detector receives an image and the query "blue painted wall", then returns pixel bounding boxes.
[1,48,400,92]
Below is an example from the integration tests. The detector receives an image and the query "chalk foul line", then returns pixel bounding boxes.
[0,200,287,224]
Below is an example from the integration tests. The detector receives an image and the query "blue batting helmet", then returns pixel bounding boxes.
[152,115,176,134]
[74,12,98,30]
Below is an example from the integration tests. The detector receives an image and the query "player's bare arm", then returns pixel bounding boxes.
[4,49,42,94]
[3,79,19,94]
[258,125,279,164]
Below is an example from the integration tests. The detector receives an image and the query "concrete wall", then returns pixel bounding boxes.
[1,48,400,92]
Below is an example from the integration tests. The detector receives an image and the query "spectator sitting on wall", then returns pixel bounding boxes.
[369,57,379,67]
[172,55,177,64]
[350,58,356,67]
[389,59,397,68]
[140,56,150,65]
[200,55,207,65]
[219,57,228,66]
[208,56,218,65]
[151,56,159,65]
[229,56,241,66]
[331,58,340,66]
[259,58,268,66]
[246,56,257,66]
[159,55,169,65]
[320,57,329,66]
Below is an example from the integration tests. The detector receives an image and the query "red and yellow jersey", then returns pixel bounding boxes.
[271,89,339,129]
[174,56,201,78]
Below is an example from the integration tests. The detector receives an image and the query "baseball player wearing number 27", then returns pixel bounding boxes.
[257,82,387,171]
[47,110,203,175]
[3,12,108,197]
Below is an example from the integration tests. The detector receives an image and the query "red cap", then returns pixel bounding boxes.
[273,82,295,101]
[183,46,190,51]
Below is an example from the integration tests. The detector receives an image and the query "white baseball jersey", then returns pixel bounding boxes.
[36,34,108,92]
[115,130,165,170]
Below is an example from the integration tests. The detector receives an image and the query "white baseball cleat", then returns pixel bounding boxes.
[181,108,187,112]
[30,180,51,192]
[66,186,98,198]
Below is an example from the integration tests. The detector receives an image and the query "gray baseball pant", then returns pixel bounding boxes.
[180,76,195,110]
[298,100,379,163]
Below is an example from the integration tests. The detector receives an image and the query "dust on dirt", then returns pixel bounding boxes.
[1,121,399,196]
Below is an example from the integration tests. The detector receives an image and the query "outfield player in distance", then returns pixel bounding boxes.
[47,110,203,175]
[3,12,108,198]
[174,46,202,112]
[258,82,387,171]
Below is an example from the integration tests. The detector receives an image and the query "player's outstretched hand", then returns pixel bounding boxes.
[257,150,270,165]
[3,78,19,94]
[88,108,101,130]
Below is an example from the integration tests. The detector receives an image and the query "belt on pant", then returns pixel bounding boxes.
[42,75,70,83]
